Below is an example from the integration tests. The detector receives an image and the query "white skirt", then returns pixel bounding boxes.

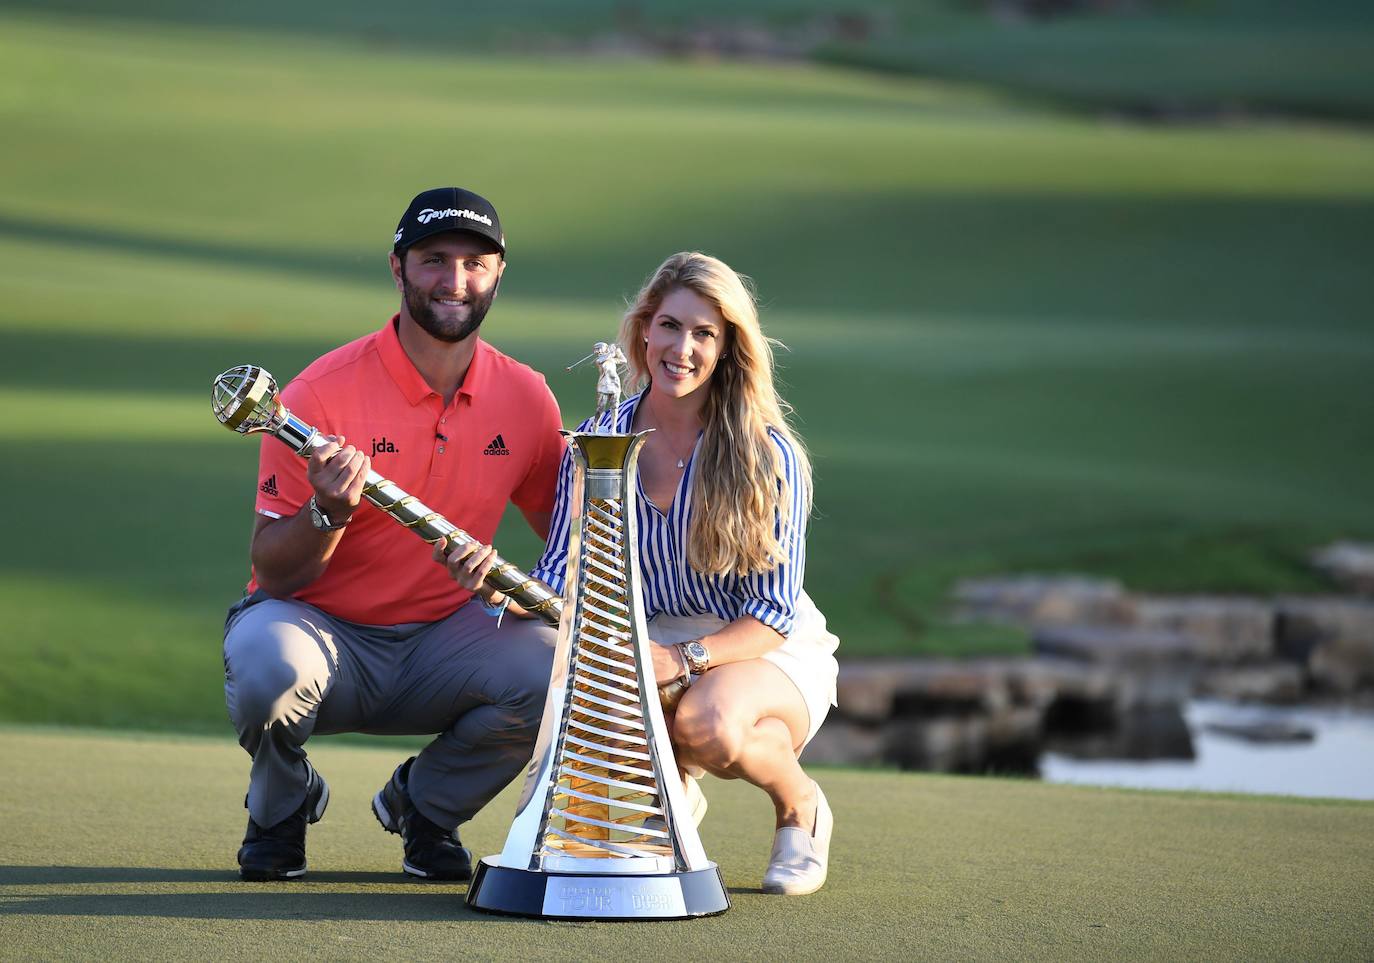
[648,591,839,747]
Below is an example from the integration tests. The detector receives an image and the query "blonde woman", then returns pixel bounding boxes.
[443,252,839,894]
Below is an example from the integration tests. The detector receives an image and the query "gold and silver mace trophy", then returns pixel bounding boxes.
[208,364,563,624]
[210,346,727,920]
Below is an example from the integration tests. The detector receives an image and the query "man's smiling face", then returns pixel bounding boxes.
[392,233,504,344]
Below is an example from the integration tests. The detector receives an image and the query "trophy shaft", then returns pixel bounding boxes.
[344,446,563,625]
[277,410,320,455]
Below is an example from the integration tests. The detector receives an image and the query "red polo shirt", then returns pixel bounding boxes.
[248,316,565,625]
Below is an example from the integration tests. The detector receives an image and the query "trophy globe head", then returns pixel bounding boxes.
[210,364,285,434]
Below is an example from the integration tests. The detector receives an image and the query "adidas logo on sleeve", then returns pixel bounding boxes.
[259,474,279,496]
[483,434,510,456]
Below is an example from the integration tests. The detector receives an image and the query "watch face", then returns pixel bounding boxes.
[309,498,332,530]
[685,641,709,670]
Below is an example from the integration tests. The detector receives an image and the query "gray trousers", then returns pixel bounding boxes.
[223,592,555,830]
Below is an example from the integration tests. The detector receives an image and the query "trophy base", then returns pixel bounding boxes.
[466,857,730,920]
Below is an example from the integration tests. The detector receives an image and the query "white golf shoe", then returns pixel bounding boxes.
[761,780,833,896]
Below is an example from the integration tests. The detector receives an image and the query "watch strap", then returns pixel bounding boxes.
[309,495,350,531]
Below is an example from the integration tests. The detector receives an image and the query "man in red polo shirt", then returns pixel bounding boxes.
[223,187,565,881]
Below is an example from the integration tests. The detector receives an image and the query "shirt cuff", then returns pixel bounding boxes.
[531,567,566,598]
[742,598,795,638]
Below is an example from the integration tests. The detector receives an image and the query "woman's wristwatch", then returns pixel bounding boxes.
[677,639,711,676]
[658,640,710,709]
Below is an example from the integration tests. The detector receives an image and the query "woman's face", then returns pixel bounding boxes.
[644,286,726,403]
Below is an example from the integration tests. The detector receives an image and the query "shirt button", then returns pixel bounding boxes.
[438,446,445,454]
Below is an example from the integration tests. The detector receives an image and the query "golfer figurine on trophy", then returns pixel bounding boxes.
[566,341,628,429]
[465,341,729,920]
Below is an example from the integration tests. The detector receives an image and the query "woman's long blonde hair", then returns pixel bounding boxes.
[619,252,813,577]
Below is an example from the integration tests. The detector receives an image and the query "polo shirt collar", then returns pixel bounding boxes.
[459,339,490,403]
[376,314,490,407]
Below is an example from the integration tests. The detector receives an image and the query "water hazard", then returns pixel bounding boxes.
[1041,699,1374,800]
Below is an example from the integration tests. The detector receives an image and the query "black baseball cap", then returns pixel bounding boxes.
[393,187,505,257]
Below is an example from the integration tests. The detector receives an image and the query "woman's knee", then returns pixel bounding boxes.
[673,697,746,767]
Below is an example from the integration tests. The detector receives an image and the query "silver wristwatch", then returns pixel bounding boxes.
[677,639,711,676]
[308,495,350,532]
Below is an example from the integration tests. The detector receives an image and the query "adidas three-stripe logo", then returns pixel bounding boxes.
[259,473,279,496]
[484,434,510,456]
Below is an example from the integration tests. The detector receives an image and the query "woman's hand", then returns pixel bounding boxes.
[651,641,688,686]
[433,537,497,594]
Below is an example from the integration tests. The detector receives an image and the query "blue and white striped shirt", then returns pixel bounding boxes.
[531,392,808,637]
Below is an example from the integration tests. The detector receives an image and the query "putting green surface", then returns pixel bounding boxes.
[2,728,1371,960]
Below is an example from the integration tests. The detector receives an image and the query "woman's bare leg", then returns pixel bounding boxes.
[671,659,818,830]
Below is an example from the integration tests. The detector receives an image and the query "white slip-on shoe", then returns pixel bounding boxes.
[761,781,833,896]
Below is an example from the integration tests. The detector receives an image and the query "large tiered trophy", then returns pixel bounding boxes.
[465,343,729,920]
[208,364,563,624]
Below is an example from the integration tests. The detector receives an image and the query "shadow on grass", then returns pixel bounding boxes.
[0,213,383,289]
[0,866,480,921]
[0,892,478,922]
[5,194,1371,323]
[1,867,764,920]
[0,865,408,885]
[0,328,346,398]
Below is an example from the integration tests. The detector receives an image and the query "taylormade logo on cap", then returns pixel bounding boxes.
[417,207,494,227]
[394,187,505,255]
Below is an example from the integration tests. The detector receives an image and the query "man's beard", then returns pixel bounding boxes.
[401,269,496,344]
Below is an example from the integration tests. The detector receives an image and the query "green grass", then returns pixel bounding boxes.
[0,10,1373,728]
[822,0,1374,120]
[8,0,1374,118]
[2,727,1372,959]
